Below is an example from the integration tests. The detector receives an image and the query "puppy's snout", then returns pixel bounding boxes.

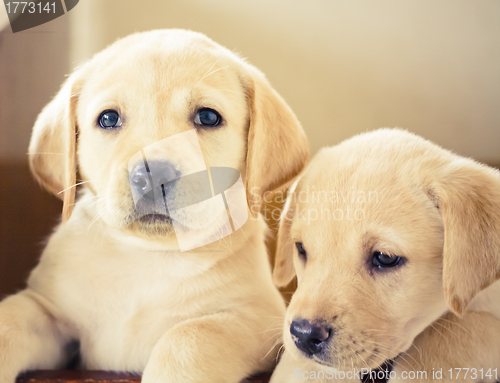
[290,319,332,357]
[130,161,180,200]
[130,167,151,195]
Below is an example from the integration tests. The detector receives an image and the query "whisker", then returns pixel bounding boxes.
[347,345,370,371]
[260,336,282,361]
[434,317,472,336]
[431,320,462,339]
[429,323,449,344]
[58,181,91,194]
[276,343,286,364]
[200,57,222,80]
[88,206,108,231]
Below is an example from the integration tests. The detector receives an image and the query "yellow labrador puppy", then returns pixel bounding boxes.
[271,129,500,383]
[0,30,309,383]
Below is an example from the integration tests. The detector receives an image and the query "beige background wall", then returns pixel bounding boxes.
[68,0,500,164]
[1,0,499,163]
[0,15,69,161]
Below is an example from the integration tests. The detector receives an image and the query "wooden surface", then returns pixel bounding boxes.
[17,371,141,383]
[16,369,393,383]
[30,370,495,383]
[16,371,272,383]
[15,369,391,383]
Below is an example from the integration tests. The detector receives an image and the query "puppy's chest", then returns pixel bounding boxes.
[43,245,227,370]
[75,290,192,370]
[67,270,220,371]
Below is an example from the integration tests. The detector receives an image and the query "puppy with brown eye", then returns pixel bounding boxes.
[271,129,500,383]
[371,251,403,269]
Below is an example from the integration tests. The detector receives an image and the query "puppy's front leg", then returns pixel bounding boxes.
[271,350,357,383]
[0,290,69,383]
[142,312,276,383]
[271,350,305,383]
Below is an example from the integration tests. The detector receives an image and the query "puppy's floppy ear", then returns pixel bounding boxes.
[273,176,302,287]
[242,65,309,216]
[431,159,500,316]
[29,70,84,223]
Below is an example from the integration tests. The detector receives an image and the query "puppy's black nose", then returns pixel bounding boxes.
[290,319,332,356]
[130,161,180,203]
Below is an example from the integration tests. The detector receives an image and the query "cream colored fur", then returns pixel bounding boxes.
[0,29,309,383]
[271,129,500,383]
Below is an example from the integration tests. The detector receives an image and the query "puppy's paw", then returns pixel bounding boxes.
[0,322,21,383]
[142,312,277,383]
[271,351,349,383]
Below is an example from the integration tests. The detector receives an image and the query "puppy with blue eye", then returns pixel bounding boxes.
[0,30,309,383]
[271,129,500,383]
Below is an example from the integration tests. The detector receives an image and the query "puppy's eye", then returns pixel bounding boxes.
[295,242,307,262]
[194,108,221,127]
[98,110,122,130]
[372,251,401,268]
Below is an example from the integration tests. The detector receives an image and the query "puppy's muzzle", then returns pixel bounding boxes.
[290,319,332,357]
[129,160,180,217]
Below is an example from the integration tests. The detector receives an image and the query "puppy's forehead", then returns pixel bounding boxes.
[88,47,237,92]
[80,31,244,103]
[77,33,247,137]
[291,144,444,255]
